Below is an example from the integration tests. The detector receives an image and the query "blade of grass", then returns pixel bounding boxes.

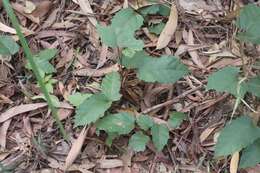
[2,0,68,140]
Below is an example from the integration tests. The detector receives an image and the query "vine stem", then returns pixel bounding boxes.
[3,0,68,140]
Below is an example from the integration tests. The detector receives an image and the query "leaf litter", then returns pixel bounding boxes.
[0,0,260,173]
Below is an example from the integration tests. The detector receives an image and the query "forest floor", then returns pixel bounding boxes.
[0,0,260,173]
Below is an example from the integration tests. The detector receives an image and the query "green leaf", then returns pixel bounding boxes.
[151,124,169,151]
[168,112,186,128]
[96,112,135,135]
[26,49,57,75]
[136,114,154,130]
[0,35,19,55]
[207,67,246,97]
[122,51,189,83]
[239,139,260,168]
[138,56,189,83]
[74,94,112,126]
[101,72,121,101]
[97,8,144,49]
[139,4,170,17]
[129,132,150,152]
[149,23,165,35]
[246,76,260,97]
[32,94,60,107]
[215,116,260,157]
[68,92,92,107]
[236,4,260,44]
[106,132,118,146]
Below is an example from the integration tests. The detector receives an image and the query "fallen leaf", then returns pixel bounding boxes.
[0,119,11,149]
[156,4,178,49]
[77,0,97,26]
[24,1,36,14]
[230,151,239,173]
[31,0,52,18]
[0,103,47,123]
[64,126,87,170]
[98,159,123,169]
[0,22,16,34]
[74,64,119,77]
[200,126,217,143]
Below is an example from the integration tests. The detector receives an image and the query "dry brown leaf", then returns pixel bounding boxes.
[77,0,97,26]
[200,126,217,143]
[98,159,123,169]
[64,126,87,170]
[31,0,52,18]
[156,4,178,49]
[187,29,205,68]
[0,22,16,34]
[24,1,36,14]
[0,103,47,123]
[0,119,11,149]
[230,151,239,173]
[74,64,119,77]
[245,164,260,173]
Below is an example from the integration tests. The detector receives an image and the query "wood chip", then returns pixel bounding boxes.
[156,4,178,49]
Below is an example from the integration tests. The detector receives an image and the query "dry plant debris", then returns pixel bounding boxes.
[0,0,260,173]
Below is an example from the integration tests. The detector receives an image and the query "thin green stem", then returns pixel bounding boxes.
[3,0,68,140]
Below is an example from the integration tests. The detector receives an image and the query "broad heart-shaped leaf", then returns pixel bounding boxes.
[236,4,260,44]
[101,72,121,101]
[74,93,112,126]
[122,51,189,83]
[151,124,169,151]
[168,112,186,129]
[246,76,260,97]
[215,116,260,157]
[26,49,57,76]
[68,92,92,107]
[136,114,154,131]
[96,112,135,135]
[97,8,144,49]
[0,36,19,55]
[207,66,247,97]
[129,132,150,152]
[239,139,260,168]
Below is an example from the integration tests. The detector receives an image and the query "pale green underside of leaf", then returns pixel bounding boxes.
[122,51,189,83]
[96,112,135,135]
[129,132,150,152]
[151,124,169,151]
[215,116,260,157]
[97,8,144,49]
[0,36,19,55]
[136,114,154,131]
[168,112,186,129]
[68,92,92,107]
[74,93,112,126]
[236,4,260,44]
[207,66,247,97]
[101,72,122,101]
[240,139,260,168]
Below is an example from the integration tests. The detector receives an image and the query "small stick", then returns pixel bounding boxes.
[142,85,203,114]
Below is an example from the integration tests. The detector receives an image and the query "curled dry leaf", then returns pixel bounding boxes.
[64,126,87,170]
[156,4,178,49]
[230,151,239,173]
[0,119,11,149]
